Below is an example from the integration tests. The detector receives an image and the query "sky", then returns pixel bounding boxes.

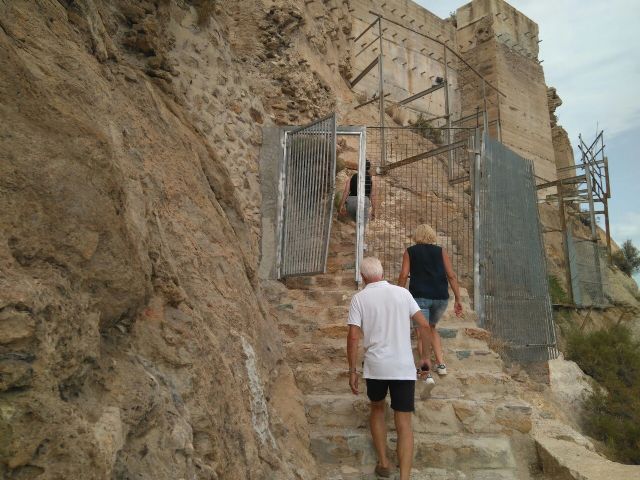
[418,0,640,281]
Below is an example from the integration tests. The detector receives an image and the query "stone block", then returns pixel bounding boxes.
[438,328,458,339]
[414,399,462,434]
[494,403,532,433]
[0,354,34,391]
[535,434,640,480]
[412,434,516,470]
[0,307,35,345]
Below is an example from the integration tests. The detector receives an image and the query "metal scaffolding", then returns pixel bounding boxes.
[348,11,505,161]
[347,12,506,294]
[537,131,611,307]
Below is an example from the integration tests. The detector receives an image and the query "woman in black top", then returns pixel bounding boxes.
[398,224,463,380]
[339,160,376,223]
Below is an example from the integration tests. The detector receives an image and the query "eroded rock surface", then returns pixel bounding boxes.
[0,0,354,478]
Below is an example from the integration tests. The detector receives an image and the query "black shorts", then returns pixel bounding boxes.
[365,379,415,412]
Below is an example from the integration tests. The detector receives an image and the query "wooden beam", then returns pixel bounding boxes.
[350,56,379,88]
[381,140,467,173]
[395,82,445,106]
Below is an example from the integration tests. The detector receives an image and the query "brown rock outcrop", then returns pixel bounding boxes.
[547,87,575,174]
[0,0,354,478]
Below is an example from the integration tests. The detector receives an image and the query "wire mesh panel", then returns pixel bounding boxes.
[567,229,608,307]
[278,114,337,277]
[364,126,475,290]
[478,136,558,362]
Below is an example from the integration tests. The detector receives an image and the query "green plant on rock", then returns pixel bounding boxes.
[566,325,640,464]
[612,239,640,277]
[448,12,458,28]
[548,275,569,304]
[410,113,443,145]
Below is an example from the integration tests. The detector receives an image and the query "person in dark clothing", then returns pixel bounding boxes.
[339,160,376,223]
[397,224,463,380]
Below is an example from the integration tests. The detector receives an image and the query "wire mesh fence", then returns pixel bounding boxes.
[478,136,558,362]
[278,114,336,277]
[567,229,609,307]
[364,126,475,290]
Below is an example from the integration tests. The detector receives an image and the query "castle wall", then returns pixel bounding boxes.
[350,0,461,125]
[457,0,557,182]
[347,0,557,182]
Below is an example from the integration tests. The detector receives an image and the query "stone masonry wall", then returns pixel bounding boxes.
[457,0,557,182]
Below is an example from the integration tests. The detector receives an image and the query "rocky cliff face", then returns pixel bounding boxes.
[0,1,354,478]
[547,87,575,176]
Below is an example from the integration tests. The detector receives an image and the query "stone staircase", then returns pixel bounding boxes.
[267,219,542,479]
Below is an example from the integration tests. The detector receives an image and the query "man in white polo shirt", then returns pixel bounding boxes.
[347,257,431,480]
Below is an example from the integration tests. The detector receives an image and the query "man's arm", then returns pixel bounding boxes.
[347,325,361,394]
[397,249,410,287]
[411,310,431,368]
[442,248,463,317]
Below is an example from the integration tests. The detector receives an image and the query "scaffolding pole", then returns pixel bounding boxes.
[444,47,453,173]
[377,17,386,168]
[557,184,574,304]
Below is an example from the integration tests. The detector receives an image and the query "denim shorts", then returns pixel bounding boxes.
[412,298,449,328]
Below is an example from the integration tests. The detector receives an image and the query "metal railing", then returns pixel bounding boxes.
[277,114,337,277]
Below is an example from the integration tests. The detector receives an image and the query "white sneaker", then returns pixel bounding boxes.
[424,373,436,389]
[435,364,448,376]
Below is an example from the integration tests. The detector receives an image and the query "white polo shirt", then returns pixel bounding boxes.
[347,281,421,380]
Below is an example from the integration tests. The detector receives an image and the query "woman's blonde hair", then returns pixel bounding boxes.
[414,224,437,244]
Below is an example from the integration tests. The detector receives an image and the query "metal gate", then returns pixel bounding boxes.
[277,114,337,277]
[477,135,558,362]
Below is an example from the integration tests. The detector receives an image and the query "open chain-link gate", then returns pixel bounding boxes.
[277,114,337,278]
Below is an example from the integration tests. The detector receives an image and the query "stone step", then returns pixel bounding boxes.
[310,428,517,471]
[293,365,515,397]
[426,371,518,399]
[305,394,531,435]
[284,342,503,374]
[285,272,358,290]
[318,464,517,480]
[279,288,354,307]
[277,320,488,349]
[319,464,472,480]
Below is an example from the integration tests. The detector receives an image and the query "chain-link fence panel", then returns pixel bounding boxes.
[364,126,475,291]
[478,136,558,362]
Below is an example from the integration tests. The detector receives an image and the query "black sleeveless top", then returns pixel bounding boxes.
[349,174,372,197]
[407,244,449,300]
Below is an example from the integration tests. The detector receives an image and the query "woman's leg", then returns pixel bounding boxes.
[429,324,444,365]
[345,196,358,221]
[429,300,448,365]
